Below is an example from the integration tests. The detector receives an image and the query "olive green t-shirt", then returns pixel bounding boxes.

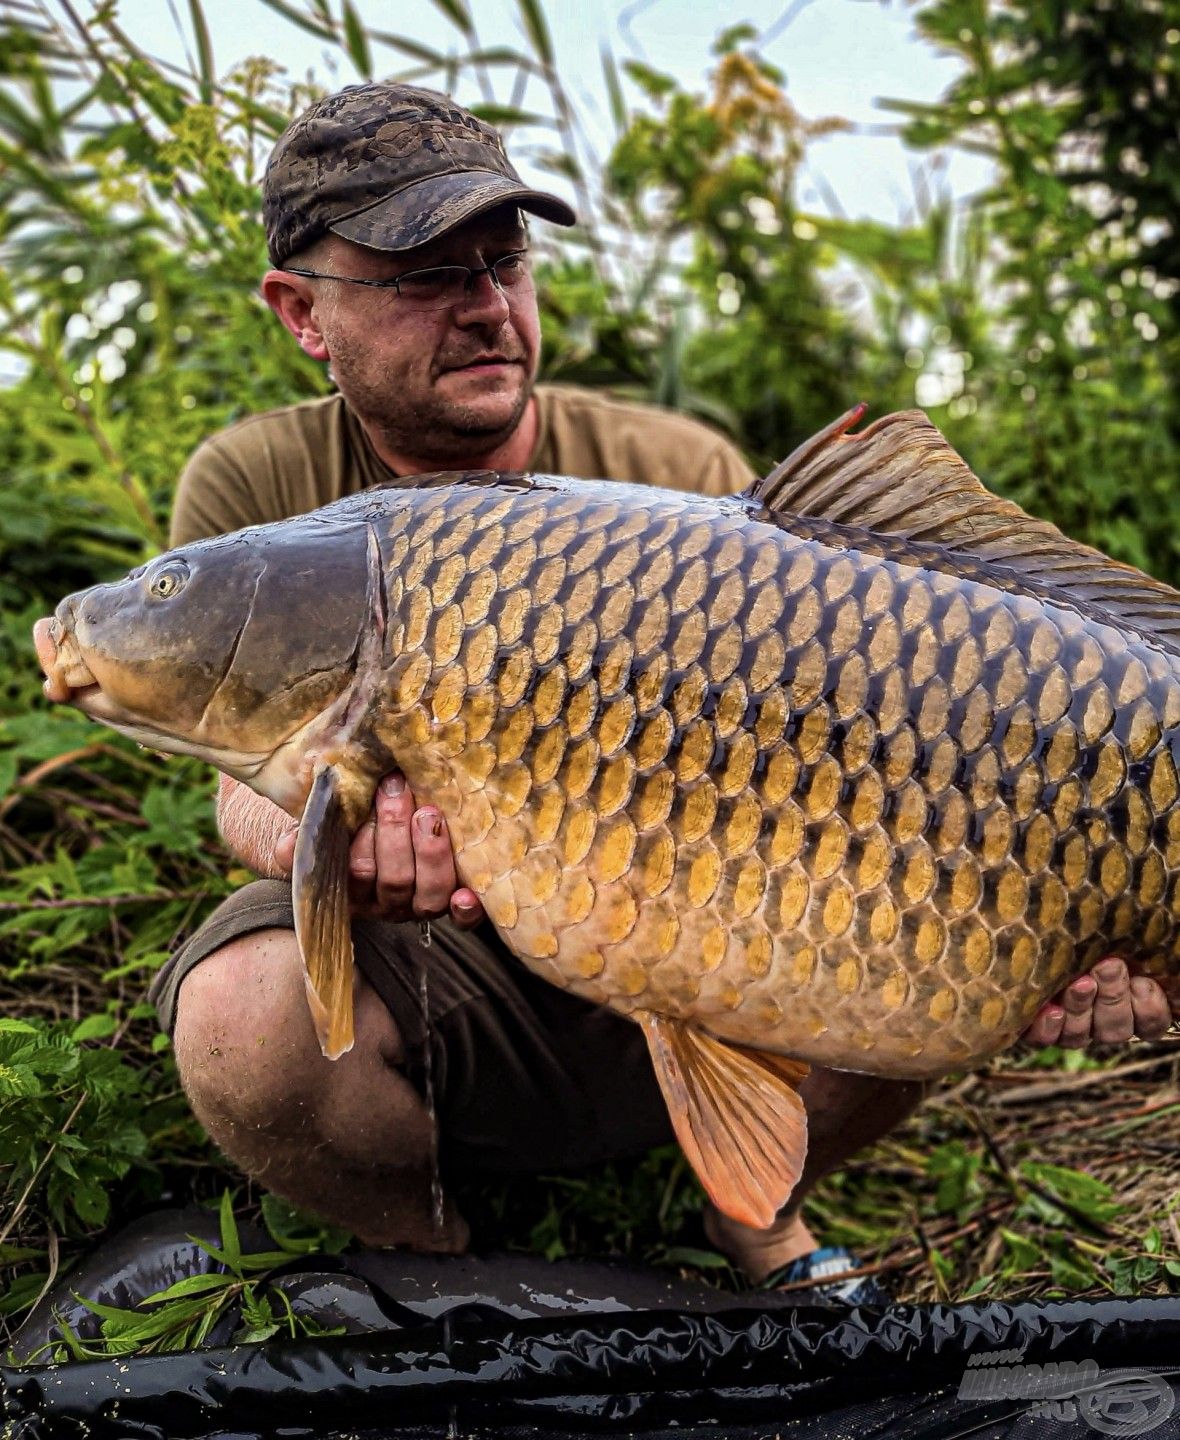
[170,384,756,547]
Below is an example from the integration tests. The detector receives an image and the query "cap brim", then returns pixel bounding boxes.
[329,170,576,254]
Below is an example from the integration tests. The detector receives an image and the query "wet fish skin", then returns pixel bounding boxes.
[366,472,1180,1083]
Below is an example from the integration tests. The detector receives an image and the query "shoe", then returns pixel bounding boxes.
[759,1245,889,1307]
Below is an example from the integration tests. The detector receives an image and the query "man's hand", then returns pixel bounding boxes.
[269,772,484,929]
[1022,958,1172,1049]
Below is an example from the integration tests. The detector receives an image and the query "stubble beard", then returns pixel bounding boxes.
[330,348,533,467]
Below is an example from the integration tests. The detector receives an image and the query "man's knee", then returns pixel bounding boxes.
[171,927,448,1235]
[174,928,320,1127]
[173,927,400,1136]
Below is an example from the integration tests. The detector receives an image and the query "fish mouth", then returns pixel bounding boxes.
[34,615,98,704]
[34,615,127,724]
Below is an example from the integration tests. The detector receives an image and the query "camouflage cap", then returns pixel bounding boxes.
[263,82,576,266]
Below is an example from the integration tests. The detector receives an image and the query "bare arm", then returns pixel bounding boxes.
[215,772,484,928]
[216,774,295,877]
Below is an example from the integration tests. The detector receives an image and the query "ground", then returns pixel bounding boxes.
[447,1037,1180,1305]
[1,957,1178,1357]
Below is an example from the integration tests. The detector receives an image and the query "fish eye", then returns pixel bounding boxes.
[148,560,189,600]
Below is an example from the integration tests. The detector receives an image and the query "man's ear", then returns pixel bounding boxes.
[261,270,329,362]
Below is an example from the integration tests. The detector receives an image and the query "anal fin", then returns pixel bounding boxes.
[293,763,355,1060]
[637,1012,809,1230]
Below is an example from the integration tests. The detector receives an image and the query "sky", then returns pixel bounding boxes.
[114,0,994,225]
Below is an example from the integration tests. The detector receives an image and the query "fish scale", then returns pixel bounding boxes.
[36,407,1180,1227]
[368,473,1180,1082]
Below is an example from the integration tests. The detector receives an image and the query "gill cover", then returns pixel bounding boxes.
[56,518,377,758]
[49,514,392,1061]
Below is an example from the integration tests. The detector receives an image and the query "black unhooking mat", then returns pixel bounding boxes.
[4,1209,1180,1439]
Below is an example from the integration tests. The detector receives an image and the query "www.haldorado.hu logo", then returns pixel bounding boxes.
[958,1350,1176,1436]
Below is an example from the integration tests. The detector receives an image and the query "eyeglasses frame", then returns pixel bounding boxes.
[279,248,532,304]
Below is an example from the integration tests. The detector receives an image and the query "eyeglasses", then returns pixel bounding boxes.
[282,250,532,312]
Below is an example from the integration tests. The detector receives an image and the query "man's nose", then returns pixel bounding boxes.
[452,268,511,325]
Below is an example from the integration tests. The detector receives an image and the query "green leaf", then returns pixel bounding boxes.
[260,1194,352,1255]
[658,1246,731,1269]
[77,1291,215,1345]
[0,1244,46,1264]
[186,0,215,103]
[217,1188,241,1271]
[366,32,451,67]
[1001,1229,1040,1272]
[142,1272,240,1303]
[71,1012,117,1043]
[341,0,372,79]
[254,0,335,40]
[531,148,581,182]
[424,0,473,35]
[71,1180,110,1229]
[463,46,537,70]
[0,749,18,797]
[621,60,678,101]
[195,1240,291,1272]
[601,46,627,133]
[467,104,548,128]
[714,23,758,54]
[237,1320,281,1343]
[516,0,554,68]
[0,1273,54,1318]
[1020,1163,1122,1226]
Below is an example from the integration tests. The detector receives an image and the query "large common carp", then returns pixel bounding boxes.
[34,410,1180,1229]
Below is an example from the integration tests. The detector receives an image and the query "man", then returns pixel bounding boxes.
[150,82,1172,1303]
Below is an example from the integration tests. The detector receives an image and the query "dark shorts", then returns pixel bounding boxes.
[149,881,674,1178]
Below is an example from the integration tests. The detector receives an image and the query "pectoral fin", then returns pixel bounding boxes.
[637,1012,809,1230]
[292,763,355,1060]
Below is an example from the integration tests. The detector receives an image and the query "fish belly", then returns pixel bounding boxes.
[374,480,1180,1082]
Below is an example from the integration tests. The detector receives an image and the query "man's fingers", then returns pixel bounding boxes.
[343,772,481,923]
[450,886,485,930]
[372,774,416,913]
[1090,957,1135,1045]
[409,807,457,917]
[348,816,379,905]
[1022,960,1173,1051]
[1130,974,1173,1040]
[272,825,298,876]
[1057,975,1095,1048]
[1021,1003,1065,1048]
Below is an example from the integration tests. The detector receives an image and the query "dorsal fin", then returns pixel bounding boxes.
[749,408,1180,653]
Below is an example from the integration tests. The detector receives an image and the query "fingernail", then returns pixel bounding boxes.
[1074,976,1096,993]
[1044,1006,1063,1022]
[415,809,442,838]
[381,773,405,798]
[1096,958,1122,980]
[1132,977,1156,999]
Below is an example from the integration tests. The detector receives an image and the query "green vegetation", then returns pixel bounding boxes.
[1,0,1178,1353]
